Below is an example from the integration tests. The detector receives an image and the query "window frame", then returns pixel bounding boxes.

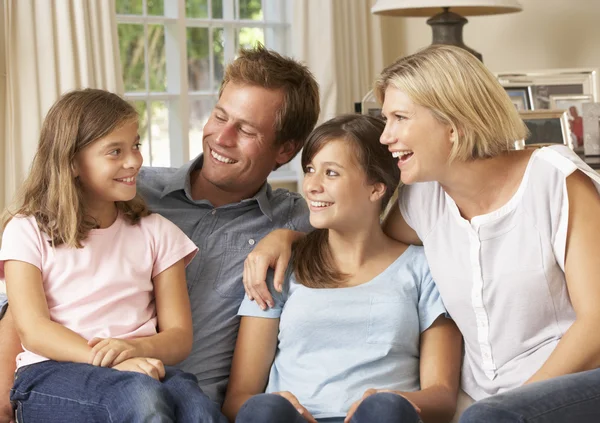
[116,0,297,184]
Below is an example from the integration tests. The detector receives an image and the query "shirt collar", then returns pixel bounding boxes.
[160,154,274,221]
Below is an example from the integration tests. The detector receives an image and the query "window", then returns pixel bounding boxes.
[115,0,296,184]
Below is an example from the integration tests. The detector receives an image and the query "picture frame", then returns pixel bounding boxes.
[361,89,382,119]
[504,85,533,110]
[583,102,600,156]
[549,94,592,151]
[496,69,598,111]
[517,110,571,149]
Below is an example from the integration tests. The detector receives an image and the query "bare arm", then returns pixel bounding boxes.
[526,170,600,383]
[382,202,422,246]
[5,260,93,362]
[90,259,193,366]
[400,316,462,422]
[243,229,305,309]
[222,316,279,421]
[0,308,22,423]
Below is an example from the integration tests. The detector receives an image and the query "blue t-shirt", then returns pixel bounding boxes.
[238,245,447,420]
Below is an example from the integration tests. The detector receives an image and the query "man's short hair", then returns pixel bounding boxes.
[220,45,320,157]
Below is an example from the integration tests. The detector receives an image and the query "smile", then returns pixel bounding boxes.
[211,148,237,164]
[114,176,136,184]
[310,201,334,208]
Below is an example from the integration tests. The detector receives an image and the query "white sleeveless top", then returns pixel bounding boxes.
[398,145,600,400]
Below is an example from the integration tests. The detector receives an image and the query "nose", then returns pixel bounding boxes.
[214,122,237,148]
[303,172,324,196]
[125,150,143,170]
[380,122,395,146]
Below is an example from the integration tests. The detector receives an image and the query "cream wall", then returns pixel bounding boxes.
[382,0,600,73]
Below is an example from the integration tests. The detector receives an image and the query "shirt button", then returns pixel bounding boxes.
[211,209,216,215]
[248,239,255,245]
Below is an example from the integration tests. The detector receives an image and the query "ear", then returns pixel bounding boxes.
[274,140,298,168]
[369,182,387,203]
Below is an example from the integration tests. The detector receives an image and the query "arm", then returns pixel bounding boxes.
[400,316,462,422]
[5,260,93,362]
[243,229,305,309]
[91,259,193,366]
[222,316,279,421]
[0,308,22,423]
[382,202,422,246]
[526,170,600,384]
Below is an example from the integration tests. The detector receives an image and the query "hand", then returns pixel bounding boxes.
[112,357,165,381]
[88,337,143,367]
[243,229,295,310]
[344,389,421,423]
[273,391,318,423]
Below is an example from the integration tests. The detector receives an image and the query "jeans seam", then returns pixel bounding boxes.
[526,392,600,422]
[17,390,113,422]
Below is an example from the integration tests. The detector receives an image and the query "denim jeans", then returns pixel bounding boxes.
[235,392,421,423]
[10,360,228,423]
[459,368,600,423]
[0,293,7,320]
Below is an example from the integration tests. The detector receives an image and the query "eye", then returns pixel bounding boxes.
[108,149,121,156]
[325,169,339,177]
[240,127,256,137]
[214,113,227,122]
[395,114,406,121]
[304,165,315,174]
[133,142,142,151]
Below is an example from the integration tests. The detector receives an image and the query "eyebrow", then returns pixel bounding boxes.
[214,105,257,129]
[103,135,140,149]
[321,161,345,169]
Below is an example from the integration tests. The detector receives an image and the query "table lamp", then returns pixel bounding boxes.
[371,0,523,61]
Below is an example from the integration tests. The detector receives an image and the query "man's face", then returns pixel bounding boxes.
[201,82,295,195]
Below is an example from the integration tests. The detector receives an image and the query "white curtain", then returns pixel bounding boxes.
[292,0,390,121]
[1,0,124,212]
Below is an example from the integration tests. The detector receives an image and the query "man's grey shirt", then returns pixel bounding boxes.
[137,155,311,406]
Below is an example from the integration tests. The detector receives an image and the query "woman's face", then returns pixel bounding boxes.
[302,139,381,231]
[380,86,454,185]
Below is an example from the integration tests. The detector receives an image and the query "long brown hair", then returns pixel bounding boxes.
[293,114,400,288]
[1,89,150,248]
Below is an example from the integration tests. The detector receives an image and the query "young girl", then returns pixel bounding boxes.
[222,115,462,423]
[0,89,227,423]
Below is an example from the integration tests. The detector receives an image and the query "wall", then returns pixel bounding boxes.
[383,0,600,73]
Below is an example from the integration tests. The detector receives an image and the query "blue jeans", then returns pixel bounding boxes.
[236,392,421,423]
[460,368,600,423]
[0,293,7,320]
[10,360,228,423]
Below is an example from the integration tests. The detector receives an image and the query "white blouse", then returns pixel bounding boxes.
[399,145,600,400]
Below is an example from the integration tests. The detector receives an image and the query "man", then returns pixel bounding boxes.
[0,45,320,420]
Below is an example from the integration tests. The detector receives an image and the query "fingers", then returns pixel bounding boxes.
[146,358,166,379]
[245,256,274,310]
[87,337,103,347]
[100,348,119,368]
[344,399,360,423]
[112,350,133,367]
[274,392,317,423]
[273,252,291,293]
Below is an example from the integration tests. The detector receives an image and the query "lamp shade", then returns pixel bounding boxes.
[371,0,523,17]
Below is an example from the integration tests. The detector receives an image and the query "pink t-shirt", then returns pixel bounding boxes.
[0,213,198,369]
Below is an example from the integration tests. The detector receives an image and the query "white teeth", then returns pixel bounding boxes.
[310,201,333,208]
[116,176,135,183]
[392,150,413,159]
[211,149,237,164]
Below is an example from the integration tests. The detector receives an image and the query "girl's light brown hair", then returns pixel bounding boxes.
[375,45,528,162]
[1,88,149,248]
[292,114,400,288]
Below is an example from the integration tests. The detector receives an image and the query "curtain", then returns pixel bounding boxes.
[292,0,398,121]
[1,0,124,212]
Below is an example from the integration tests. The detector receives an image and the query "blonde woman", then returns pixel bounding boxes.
[243,46,600,422]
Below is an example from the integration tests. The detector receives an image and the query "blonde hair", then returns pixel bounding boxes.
[1,89,150,248]
[375,45,528,161]
[220,45,320,158]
